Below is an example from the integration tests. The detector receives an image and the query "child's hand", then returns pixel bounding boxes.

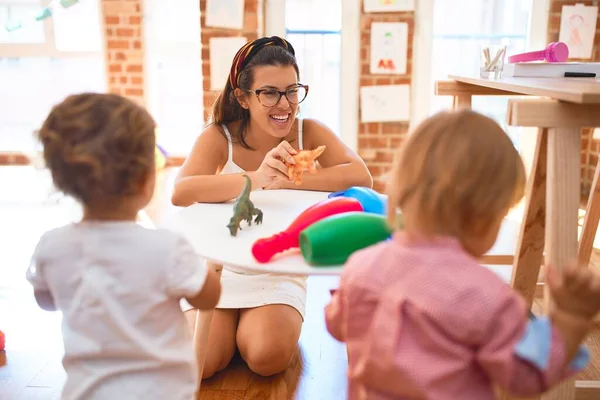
[546,261,600,319]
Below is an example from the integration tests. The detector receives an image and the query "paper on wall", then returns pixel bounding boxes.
[370,22,408,75]
[558,4,598,59]
[205,0,245,30]
[209,36,247,91]
[360,85,410,123]
[364,0,415,13]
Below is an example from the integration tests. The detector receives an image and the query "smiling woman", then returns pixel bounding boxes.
[171,36,372,380]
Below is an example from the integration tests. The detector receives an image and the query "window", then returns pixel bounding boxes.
[285,0,342,137]
[52,0,102,52]
[0,0,105,154]
[144,0,203,156]
[429,0,532,148]
[0,3,46,44]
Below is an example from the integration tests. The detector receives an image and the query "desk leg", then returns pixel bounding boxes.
[578,141,600,267]
[510,128,547,310]
[452,94,472,110]
[541,127,581,400]
[194,262,223,390]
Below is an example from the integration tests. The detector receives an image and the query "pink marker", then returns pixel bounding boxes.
[508,42,569,63]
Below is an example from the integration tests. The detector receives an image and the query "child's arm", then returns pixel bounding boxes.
[476,286,591,397]
[26,234,57,312]
[167,234,221,310]
[33,290,57,311]
[325,286,346,342]
[545,262,600,362]
[184,264,221,310]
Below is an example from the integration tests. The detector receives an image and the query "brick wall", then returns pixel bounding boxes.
[200,0,263,122]
[101,0,145,106]
[547,0,600,199]
[0,1,146,165]
[358,2,415,192]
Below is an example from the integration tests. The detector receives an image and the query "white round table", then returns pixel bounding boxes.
[165,189,345,275]
[162,189,345,384]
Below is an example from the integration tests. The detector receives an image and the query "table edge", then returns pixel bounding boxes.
[447,75,599,104]
[201,254,344,276]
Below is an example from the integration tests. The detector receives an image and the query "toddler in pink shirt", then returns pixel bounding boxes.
[325,109,600,399]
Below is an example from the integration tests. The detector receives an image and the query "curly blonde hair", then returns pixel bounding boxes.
[386,109,526,240]
[36,93,156,205]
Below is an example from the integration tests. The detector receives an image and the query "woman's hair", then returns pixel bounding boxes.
[210,37,299,149]
[36,92,156,205]
[386,109,526,240]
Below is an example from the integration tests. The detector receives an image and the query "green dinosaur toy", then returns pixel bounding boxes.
[227,174,263,236]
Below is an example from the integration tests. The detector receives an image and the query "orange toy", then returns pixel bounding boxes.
[285,145,326,185]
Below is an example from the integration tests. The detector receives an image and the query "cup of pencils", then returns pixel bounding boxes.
[480,44,507,79]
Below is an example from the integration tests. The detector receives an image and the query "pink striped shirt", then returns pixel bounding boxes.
[325,232,585,400]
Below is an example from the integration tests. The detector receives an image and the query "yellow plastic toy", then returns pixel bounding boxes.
[154,128,166,170]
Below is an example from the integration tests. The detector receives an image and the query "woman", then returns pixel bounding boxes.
[172,36,372,379]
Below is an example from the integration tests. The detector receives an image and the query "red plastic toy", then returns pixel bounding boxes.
[0,330,5,351]
[251,197,363,262]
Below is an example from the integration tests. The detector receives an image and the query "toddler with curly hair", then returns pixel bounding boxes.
[26,93,221,400]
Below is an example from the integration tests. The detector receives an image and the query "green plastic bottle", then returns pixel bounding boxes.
[299,211,393,266]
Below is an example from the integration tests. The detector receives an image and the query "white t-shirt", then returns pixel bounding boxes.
[26,221,208,400]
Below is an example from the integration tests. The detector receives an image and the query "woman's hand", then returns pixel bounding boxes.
[263,178,291,190]
[547,260,600,319]
[253,141,297,188]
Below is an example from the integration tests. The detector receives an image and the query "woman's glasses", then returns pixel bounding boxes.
[245,84,309,107]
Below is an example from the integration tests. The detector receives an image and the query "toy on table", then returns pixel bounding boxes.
[154,128,167,170]
[155,144,167,170]
[285,145,326,185]
[507,41,569,63]
[0,330,5,351]
[328,186,387,215]
[227,174,263,237]
[251,197,363,262]
[299,212,393,266]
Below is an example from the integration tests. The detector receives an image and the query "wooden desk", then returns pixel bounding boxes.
[448,75,600,103]
[435,75,600,400]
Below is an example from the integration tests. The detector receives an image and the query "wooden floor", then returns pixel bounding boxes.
[1,166,599,400]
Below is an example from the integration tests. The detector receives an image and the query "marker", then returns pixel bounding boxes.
[564,72,596,78]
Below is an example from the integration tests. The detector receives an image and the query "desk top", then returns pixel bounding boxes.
[448,75,600,104]
[163,190,345,276]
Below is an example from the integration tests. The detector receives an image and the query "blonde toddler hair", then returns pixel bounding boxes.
[386,109,526,241]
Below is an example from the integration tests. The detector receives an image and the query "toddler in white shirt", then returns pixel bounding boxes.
[26,92,221,400]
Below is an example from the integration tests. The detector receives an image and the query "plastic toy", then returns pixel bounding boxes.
[299,212,393,266]
[228,175,263,236]
[155,144,167,170]
[507,41,569,63]
[328,186,387,215]
[285,145,326,185]
[252,197,363,262]
[0,330,5,351]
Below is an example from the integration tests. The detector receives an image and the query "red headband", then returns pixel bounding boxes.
[228,36,295,89]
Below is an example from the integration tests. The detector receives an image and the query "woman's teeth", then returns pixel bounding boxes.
[270,115,289,122]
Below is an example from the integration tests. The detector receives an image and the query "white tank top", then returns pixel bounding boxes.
[220,119,304,175]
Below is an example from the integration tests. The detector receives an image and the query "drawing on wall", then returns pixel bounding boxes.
[360,85,410,123]
[363,0,415,13]
[205,0,244,30]
[370,22,408,74]
[558,4,598,59]
[209,37,247,90]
